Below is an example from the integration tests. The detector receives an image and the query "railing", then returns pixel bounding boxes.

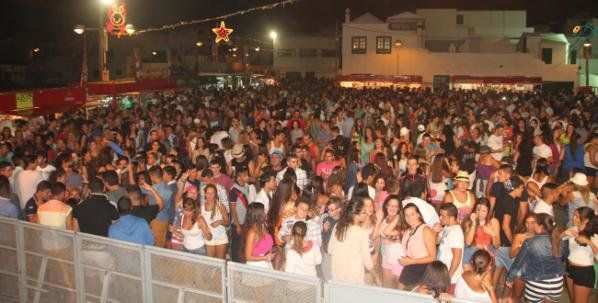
[0,217,472,303]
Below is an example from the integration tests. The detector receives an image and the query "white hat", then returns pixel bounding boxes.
[417,124,425,132]
[570,173,588,186]
[400,127,410,136]
[193,118,201,124]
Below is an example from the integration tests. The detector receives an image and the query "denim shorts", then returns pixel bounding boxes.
[491,246,513,270]
[183,246,206,255]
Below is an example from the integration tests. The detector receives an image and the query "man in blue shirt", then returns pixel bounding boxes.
[147,166,174,248]
[109,197,154,246]
[0,175,18,218]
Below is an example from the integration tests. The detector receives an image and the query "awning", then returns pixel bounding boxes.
[0,87,86,116]
[451,75,542,84]
[337,74,423,83]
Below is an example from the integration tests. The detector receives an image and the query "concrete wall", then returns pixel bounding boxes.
[342,47,578,86]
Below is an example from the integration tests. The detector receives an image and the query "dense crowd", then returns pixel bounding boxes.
[0,79,597,303]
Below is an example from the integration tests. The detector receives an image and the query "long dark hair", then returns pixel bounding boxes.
[382,194,406,237]
[471,249,492,275]
[267,178,297,234]
[419,261,450,299]
[239,202,267,263]
[291,221,308,256]
[534,213,561,258]
[335,196,366,242]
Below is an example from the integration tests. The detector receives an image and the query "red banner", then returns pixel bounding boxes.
[87,78,178,95]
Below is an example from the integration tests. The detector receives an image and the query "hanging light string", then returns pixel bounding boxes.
[132,0,300,35]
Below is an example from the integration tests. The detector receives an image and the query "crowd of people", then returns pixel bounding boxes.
[0,78,597,303]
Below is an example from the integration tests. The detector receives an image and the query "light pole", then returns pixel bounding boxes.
[583,39,591,87]
[74,23,135,81]
[269,31,277,75]
[394,40,402,76]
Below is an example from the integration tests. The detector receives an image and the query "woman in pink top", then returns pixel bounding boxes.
[241,203,274,267]
[398,203,436,290]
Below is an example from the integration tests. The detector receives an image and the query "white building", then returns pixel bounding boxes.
[272,35,339,78]
[341,8,578,90]
[564,18,598,88]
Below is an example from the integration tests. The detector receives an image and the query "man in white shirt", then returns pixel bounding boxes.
[16,155,44,210]
[401,181,439,228]
[276,153,308,192]
[254,173,276,214]
[35,151,55,180]
[436,203,464,286]
[487,124,504,161]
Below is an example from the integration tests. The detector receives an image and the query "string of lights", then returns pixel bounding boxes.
[132,0,300,35]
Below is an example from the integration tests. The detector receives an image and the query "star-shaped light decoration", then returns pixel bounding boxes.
[212,21,233,43]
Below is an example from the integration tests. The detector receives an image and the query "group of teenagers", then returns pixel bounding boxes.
[0,79,596,303]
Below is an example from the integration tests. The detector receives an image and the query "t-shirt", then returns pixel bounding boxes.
[73,194,119,237]
[437,224,464,283]
[487,134,503,161]
[494,193,517,247]
[131,205,160,224]
[24,196,39,218]
[16,170,44,209]
[316,161,341,181]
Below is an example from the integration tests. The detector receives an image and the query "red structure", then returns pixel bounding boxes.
[0,78,179,116]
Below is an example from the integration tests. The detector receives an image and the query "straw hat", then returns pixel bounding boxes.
[454,171,470,182]
[232,144,245,158]
[570,172,588,186]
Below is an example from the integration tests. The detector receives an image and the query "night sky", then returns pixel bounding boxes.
[0,0,596,64]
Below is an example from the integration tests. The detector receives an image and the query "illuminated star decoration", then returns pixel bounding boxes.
[212,21,233,43]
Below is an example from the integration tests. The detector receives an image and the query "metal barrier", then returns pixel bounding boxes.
[325,281,473,303]
[227,262,321,303]
[0,217,477,303]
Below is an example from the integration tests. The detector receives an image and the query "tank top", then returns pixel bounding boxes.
[454,276,492,303]
[474,225,493,246]
[253,233,274,257]
[201,203,227,240]
[449,190,474,222]
[401,224,428,259]
[180,215,205,250]
[268,141,284,155]
[429,177,448,202]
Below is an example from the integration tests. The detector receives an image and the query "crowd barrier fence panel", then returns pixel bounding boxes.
[0,217,19,302]
[324,280,475,303]
[226,261,322,303]
[145,246,227,303]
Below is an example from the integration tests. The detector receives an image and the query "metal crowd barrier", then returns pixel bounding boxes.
[0,217,473,303]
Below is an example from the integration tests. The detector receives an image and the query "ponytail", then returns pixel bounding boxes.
[291,221,307,255]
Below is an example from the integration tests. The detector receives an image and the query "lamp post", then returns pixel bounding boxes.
[394,40,402,76]
[583,39,591,87]
[74,23,135,81]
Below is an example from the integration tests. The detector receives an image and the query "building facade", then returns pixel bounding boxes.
[272,35,339,78]
[341,8,578,90]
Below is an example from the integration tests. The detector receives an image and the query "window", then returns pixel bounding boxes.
[569,49,577,64]
[278,48,295,57]
[376,36,391,54]
[299,49,318,57]
[277,49,295,57]
[541,48,553,64]
[351,36,367,54]
[389,22,417,31]
[321,49,337,57]
[456,14,464,25]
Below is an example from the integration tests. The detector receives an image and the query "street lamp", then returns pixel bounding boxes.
[583,39,591,87]
[125,24,135,35]
[74,25,85,35]
[196,41,203,47]
[100,0,114,5]
[269,31,278,41]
